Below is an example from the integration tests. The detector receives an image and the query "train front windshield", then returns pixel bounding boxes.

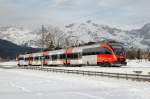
[111,45,125,55]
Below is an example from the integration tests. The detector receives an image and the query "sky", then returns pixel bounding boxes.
[0,0,150,30]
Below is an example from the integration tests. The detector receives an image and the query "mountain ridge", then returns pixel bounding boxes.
[0,20,150,49]
[64,20,150,49]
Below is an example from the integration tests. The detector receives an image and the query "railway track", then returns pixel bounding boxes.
[18,66,150,82]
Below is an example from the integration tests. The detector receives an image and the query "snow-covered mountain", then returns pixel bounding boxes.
[130,23,150,48]
[64,20,150,49]
[0,26,38,47]
[0,21,150,49]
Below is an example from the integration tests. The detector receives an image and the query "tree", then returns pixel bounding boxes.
[37,25,67,50]
[137,49,141,59]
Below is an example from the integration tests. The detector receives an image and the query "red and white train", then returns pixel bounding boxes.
[17,40,127,67]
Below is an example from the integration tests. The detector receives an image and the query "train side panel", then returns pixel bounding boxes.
[82,55,97,65]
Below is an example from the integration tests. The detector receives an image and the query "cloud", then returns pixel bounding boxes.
[54,0,76,7]
[0,0,150,30]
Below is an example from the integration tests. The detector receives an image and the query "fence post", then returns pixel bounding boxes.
[133,71,142,81]
[117,73,119,79]
[126,73,128,80]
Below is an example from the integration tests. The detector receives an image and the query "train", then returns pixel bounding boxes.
[17,40,127,67]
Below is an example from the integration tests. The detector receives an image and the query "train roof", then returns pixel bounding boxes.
[18,39,124,56]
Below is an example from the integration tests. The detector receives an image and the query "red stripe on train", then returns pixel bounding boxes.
[65,48,73,54]
[43,51,49,65]
[43,61,48,65]
[97,54,116,62]
[64,48,73,65]
[29,54,33,65]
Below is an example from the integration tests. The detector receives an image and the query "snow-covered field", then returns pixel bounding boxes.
[0,67,150,99]
[0,60,150,99]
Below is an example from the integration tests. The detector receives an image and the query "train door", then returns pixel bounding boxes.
[82,48,97,65]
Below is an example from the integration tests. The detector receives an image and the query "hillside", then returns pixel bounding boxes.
[0,39,40,60]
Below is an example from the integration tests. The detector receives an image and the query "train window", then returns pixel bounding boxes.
[39,56,43,60]
[29,57,33,60]
[100,48,111,54]
[91,52,96,55]
[105,48,111,54]
[59,54,62,59]
[82,52,86,56]
[25,58,29,61]
[63,54,66,59]
[67,54,73,59]
[83,47,99,56]
[57,54,60,59]
[59,54,66,59]
[83,52,90,56]
[73,53,78,59]
[66,53,80,59]
[52,55,57,60]
[45,56,50,59]
[53,55,57,60]
[78,53,82,58]
[95,51,100,54]
[60,54,63,59]
[19,57,24,60]
[55,53,81,60]
[104,49,111,54]
[83,47,112,55]
[34,57,39,60]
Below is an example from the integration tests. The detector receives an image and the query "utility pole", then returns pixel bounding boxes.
[41,25,45,68]
[41,25,45,51]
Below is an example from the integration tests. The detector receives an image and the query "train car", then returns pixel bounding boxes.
[17,40,127,67]
[43,49,65,65]
[32,52,43,66]
[17,54,31,66]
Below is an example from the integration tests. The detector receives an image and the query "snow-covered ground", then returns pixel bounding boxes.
[0,60,150,75]
[127,59,150,67]
[0,59,150,67]
[44,60,150,75]
[0,67,150,99]
[42,60,150,75]
[0,61,17,66]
